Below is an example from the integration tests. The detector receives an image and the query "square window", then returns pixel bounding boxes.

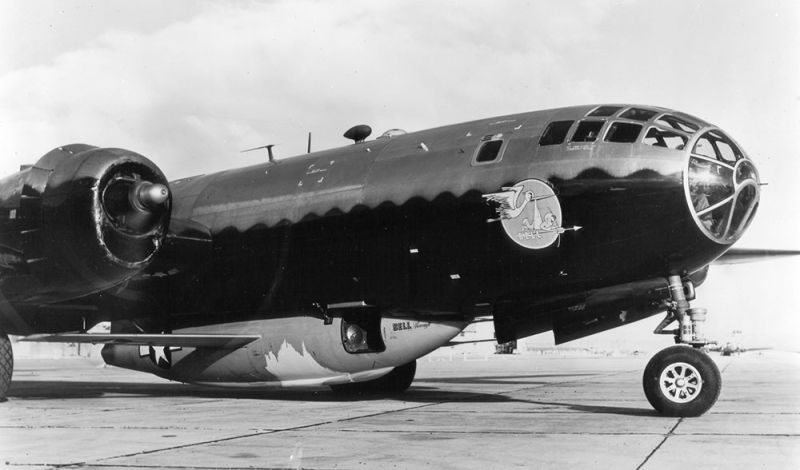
[474,139,503,163]
[539,120,574,145]
[571,120,604,142]
[605,122,642,143]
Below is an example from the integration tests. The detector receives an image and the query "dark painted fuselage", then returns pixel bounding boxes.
[123,104,746,337]
[0,104,759,347]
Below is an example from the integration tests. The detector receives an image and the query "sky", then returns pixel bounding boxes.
[1,0,798,348]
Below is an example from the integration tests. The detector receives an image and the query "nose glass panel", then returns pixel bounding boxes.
[735,160,757,185]
[686,130,759,243]
[729,184,758,235]
[689,159,734,210]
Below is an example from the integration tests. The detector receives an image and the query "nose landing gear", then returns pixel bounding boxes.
[643,345,721,416]
[643,275,721,417]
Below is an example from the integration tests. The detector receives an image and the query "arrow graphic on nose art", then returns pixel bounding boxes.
[554,225,582,234]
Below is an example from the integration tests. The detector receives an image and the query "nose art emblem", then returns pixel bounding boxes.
[483,178,580,249]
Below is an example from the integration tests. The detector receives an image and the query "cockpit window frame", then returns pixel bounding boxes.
[684,127,757,245]
[692,130,743,164]
[654,114,700,134]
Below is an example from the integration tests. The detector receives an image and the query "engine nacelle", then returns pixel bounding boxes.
[0,144,171,303]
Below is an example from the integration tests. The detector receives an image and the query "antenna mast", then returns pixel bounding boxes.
[241,144,276,163]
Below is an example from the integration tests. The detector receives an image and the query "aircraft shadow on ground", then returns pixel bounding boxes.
[8,377,656,417]
[413,373,598,385]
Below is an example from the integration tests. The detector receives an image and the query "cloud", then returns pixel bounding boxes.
[0,0,796,195]
[0,0,617,178]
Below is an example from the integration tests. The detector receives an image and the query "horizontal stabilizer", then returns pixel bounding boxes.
[21,333,261,349]
[716,248,800,265]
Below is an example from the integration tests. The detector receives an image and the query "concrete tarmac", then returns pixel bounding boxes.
[1,351,798,469]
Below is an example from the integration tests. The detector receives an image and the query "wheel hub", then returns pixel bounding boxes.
[660,361,703,403]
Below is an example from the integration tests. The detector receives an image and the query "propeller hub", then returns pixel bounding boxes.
[135,182,170,210]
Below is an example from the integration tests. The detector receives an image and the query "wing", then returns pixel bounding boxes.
[21,333,261,349]
[715,248,800,265]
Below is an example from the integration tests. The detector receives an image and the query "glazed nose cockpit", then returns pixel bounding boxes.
[536,105,760,245]
[686,129,760,243]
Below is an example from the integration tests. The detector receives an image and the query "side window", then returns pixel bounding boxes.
[604,122,642,143]
[539,120,573,145]
[571,120,604,142]
[644,128,687,150]
[473,134,504,164]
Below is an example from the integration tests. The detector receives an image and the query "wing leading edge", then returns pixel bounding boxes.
[21,333,261,349]
[716,248,800,265]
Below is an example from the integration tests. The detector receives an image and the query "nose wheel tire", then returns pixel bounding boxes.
[643,345,721,417]
[0,333,12,402]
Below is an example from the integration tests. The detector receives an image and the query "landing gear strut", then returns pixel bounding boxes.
[643,275,721,417]
[0,333,12,402]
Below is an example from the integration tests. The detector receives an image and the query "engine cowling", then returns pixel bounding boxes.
[0,144,171,303]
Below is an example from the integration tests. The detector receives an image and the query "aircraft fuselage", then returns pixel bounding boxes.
[133,105,748,336]
[0,104,761,404]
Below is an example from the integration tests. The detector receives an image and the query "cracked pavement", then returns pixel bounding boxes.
[1,351,798,469]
